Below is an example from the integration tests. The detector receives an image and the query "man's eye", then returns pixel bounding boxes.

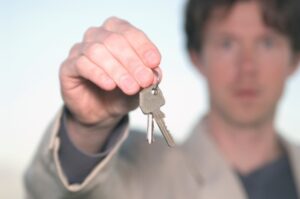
[261,38,275,49]
[220,39,233,49]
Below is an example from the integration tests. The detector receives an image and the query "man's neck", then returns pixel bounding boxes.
[207,111,283,175]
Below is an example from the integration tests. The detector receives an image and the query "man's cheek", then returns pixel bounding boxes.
[263,79,285,102]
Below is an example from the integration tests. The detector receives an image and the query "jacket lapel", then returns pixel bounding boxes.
[281,136,300,197]
[181,118,247,199]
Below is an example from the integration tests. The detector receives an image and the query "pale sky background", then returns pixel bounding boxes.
[1,0,300,198]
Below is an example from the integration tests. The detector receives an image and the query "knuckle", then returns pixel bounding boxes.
[62,58,74,71]
[123,26,143,38]
[90,68,101,79]
[123,29,156,55]
[86,43,104,60]
[76,55,85,66]
[103,17,130,31]
[83,26,97,41]
[103,16,121,29]
[69,43,81,56]
[87,66,97,78]
[59,59,69,74]
[138,42,154,54]
[107,16,120,22]
[75,56,86,72]
[103,32,123,45]
[92,71,113,89]
[126,58,142,69]
[75,56,95,78]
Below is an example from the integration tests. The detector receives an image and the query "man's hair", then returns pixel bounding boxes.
[185,0,300,53]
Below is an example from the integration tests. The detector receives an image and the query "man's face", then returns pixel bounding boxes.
[193,1,298,127]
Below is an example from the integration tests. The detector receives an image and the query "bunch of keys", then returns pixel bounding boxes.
[139,73,175,147]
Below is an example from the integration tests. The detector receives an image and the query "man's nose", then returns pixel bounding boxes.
[238,46,258,77]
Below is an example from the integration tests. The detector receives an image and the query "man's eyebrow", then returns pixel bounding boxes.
[206,32,237,40]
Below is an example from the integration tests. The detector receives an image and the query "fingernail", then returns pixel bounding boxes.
[135,67,153,87]
[101,75,115,89]
[119,75,138,94]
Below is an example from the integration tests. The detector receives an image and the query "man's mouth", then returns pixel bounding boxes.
[234,89,259,98]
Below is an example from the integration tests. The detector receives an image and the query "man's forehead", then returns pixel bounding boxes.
[204,1,275,36]
[208,2,263,28]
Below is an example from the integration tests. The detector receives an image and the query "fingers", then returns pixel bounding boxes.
[103,17,161,68]
[81,43,140,95]
[75,56,117,91]
[64,17,162,95]
[85,28,155,88]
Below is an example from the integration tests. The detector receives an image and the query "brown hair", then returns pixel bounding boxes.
[185,0,300,52]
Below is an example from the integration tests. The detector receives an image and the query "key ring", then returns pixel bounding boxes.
[153,69,161,91]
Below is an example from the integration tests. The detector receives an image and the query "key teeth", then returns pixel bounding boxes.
[166,135,176,148]
[168,142,176,147]
[153,110,165,119]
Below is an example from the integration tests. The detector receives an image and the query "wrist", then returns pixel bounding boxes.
[64,107,123,154]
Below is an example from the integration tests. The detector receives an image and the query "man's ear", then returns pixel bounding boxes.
[189,49,207,77]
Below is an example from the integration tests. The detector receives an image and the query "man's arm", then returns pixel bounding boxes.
[59,107,128,184]
[24,17,161,198]
[24,109,133,198]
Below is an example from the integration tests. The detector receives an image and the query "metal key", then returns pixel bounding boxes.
[147,113,154,144]
[140,85,159,144]
[139,84,176,147]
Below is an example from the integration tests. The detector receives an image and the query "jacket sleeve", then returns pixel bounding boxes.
[59,107,129,184]
[23,108,141,199]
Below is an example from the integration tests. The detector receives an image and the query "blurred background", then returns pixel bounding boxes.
[1,0,300,198]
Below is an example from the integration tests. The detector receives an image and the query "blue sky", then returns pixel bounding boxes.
[1,1,300,197]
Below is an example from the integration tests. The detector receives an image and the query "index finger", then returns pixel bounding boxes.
[103,17,161,69]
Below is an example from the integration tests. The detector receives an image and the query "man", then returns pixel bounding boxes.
[25,0,300,198]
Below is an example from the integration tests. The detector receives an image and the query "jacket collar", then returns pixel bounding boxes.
[180,116,300,198]
[181,117,247,199]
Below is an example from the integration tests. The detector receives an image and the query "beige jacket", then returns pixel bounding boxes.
[24,109,300,199]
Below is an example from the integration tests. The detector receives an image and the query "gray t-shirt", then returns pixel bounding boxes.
[238,155,298,199]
